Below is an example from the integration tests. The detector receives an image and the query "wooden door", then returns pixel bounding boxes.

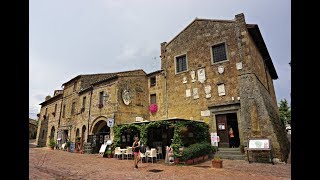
[216,114,229,147]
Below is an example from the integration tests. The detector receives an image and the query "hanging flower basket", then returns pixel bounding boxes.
[149,104,158,113]
[52,112,56,116]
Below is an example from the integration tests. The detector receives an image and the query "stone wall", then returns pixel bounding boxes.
[161,18,241,122]
[36,97,62,147]
[239,73,290,161]
[116,75,149,124]
[148,71,167,120]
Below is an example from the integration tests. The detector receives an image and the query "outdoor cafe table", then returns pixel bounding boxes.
[119,148,127,160]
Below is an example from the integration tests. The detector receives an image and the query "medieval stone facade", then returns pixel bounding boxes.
[36,13,289,161]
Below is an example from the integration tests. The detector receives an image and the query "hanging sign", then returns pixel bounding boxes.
[107,118,114,128]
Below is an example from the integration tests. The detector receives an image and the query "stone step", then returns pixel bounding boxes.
[218,148,240,152]
[216,150,244,155]
[215,154,246,160]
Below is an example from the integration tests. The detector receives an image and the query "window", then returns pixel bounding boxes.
[150,94,156,104]
[212,43,227,63]
[82,96,86,110]
[54,104,57,114]
[42,130,45,139]
[150,77,156,87]
[99,91,104,105]
[45,108,48,116]
[62,105,66,118]
[73,81,77,92]
[71,102,76,115]
[175,55,187,73]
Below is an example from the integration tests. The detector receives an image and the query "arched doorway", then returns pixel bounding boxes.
[81,125,86,149]
[50,126,55,140]
[76,128,80,138]
[91,120,110,153]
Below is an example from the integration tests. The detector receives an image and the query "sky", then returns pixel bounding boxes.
[29,0,291,119]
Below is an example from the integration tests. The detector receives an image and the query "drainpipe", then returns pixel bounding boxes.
[165,70,168,119]
[57,89,64,146]
[87,87,93,142]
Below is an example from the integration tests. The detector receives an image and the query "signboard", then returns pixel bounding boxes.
[246,138,273,164]
[218,123,225,130]
[99,144,107,154]
[70,142,75,153]
[248,138,271,150]
[211,133,219,146]
[107,118,114,128]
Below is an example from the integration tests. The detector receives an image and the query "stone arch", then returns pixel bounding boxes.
[50,126,55,140]
[90,116,109,134]
[76,128,80,137]
[82,125,86,139]
[90,116,111,153]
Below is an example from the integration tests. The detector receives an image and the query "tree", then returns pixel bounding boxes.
[45,95,51,101]
[279,99,291,125]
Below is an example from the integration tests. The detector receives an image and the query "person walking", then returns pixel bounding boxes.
[132,137,141,169]
[229,127,235,148]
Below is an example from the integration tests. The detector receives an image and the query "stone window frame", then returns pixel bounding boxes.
[71,102,76,115]
[210,41,229,65]
[150,94,157,104]
[150,76,156,87]
[174,53,189,74]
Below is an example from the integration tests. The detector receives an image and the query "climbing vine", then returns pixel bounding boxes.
[112,120,209,152]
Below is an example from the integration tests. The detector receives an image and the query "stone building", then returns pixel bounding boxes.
[36,13,289,161]
[29,118,38,139]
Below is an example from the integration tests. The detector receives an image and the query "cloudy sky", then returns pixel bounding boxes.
[29,0,291,119]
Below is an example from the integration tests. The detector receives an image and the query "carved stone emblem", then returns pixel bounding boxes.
[218,66,224,74]
[122,89,131,105]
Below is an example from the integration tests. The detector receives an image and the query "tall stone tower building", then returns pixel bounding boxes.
[159,13,289,160]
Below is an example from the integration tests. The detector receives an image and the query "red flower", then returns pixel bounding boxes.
[149,104,158,113]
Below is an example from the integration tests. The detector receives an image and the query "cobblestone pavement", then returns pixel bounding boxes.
[29,146,291,179]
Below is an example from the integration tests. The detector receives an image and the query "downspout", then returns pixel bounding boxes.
[57,90,64,145]
[165,69,168,119]
[87,87,93,142]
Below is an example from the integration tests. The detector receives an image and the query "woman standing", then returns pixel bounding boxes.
[229,127,235,148]
[132,137,141,169]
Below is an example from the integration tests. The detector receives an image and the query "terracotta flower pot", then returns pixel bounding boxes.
[212,160,223,168]
[185,159,193,165]
[174,158,180,164]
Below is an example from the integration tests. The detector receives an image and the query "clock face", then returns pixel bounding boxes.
[122,90,131,105]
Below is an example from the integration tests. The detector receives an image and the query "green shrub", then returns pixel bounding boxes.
[48,139,56,148]
[181,142,212,161]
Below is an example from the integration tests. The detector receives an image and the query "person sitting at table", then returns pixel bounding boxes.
[132,137,141,169]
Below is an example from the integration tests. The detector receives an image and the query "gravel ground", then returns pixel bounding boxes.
[29,141,290,180]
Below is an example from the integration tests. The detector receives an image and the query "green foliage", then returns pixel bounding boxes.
[279,98,291,124]
[181,142,212,161]
[66,140,71,148]
[211,146,218,153]
[48,139,56,148]
[112,120,210,155]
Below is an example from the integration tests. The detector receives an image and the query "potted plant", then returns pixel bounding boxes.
[66,141,71,152]
[48,139,56,150]
[240,145,246,154]
[212,156,223,168]
[105,147,112,158]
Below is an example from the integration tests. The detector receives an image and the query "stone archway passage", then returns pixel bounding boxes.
[50,126,55,140]
[91,120,110,153]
